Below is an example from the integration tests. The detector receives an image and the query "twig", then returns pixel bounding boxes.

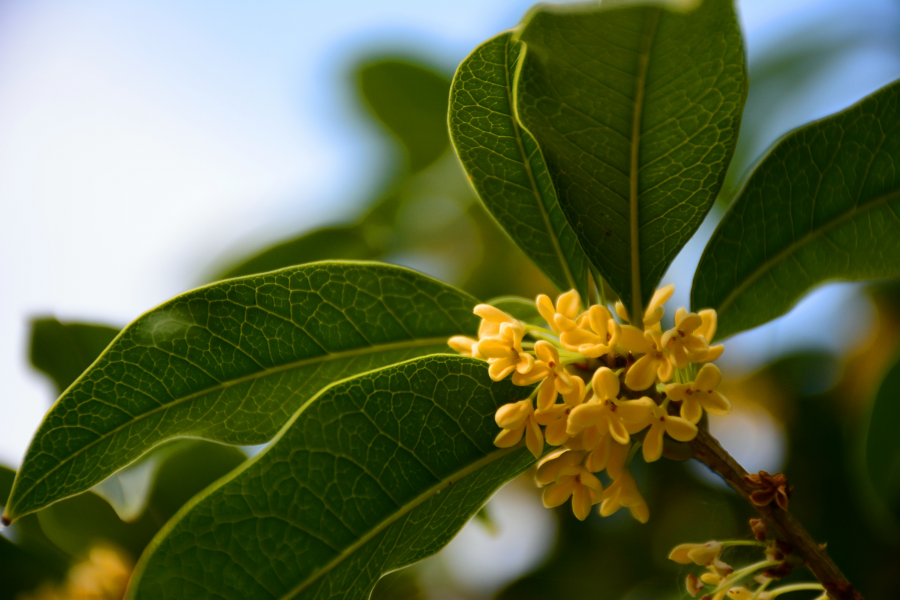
[690,428,861,600]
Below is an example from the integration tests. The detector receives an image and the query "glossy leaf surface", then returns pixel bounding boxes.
[128,356,536,600]
[450,32,591,299]
[514,0,746,321]
[5,262,479,521]
[692,81,900,339]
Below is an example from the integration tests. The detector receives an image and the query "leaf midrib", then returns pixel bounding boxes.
[716,188,900,317]
[283,444,520,599]
[5,336,451,519]
[506,35,577,293]
[629,9,660,327]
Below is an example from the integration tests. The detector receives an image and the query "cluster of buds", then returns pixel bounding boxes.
[448,285,731,522]
[669,519,825,599]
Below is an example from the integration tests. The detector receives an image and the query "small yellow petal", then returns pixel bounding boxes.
[668,543,697,564]
[556,290,581,318]
[535,295,558,332]
[696,309,718,341]
[647,284,675,315]
[642,423,665,462]
[535,450,583,485]
[665,382,690,401]
[665,415,699,442]
[700,391,732,417]
[534,403,567,426]
[567,401,606,430]
[699,344,725,362]
[494,425,525,448]
[525,417,544,459]
[537,377,559,411]
[511,362,550,386]
[680,398,704,424]
[488,358,517,381]
[534,340,560,365]
[562,375,586,407]
[591,367,620,400]
[572,484,592,521]
[542,480,576,508]
[474,304,516,324]
[448,336,479,356]
[584,435,611,472]
[629,501,649,523]
[544,416,571,446]
[495,400,532,428]
[614,301,630,323]
[625,355,658,391]
[694,363,722,391]
[619,325,651,354]
[616,397,656,423]
[606,440,630,480]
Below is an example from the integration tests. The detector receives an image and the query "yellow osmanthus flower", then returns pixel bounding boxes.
[476,321,534,382]
[447,335,483,359]
[638,402,699,462]
[568,367,655,444]
[475,303,524,339]
[662,309,710,368]
[535,449,584,485]
[523,341,576,409]
[493,399,543,458]
[534,375,586,445]
[694,308,725,362]
[599,469,649,523]
[669,541,725,566]
[542,463,603,521]
[560,305,621,357]
[620,326,674,390]
[666,363,732,423]
[536,289,581,333]
[584,435,630,477]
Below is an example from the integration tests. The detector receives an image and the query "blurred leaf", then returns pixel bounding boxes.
[449,32,591,300]
[514,0,747,320]
[127,356,537,600]
[692,80,900,340]
[472,506,499,536]
[36,441,246,560]
[5,262,480,522]
[488,295,544,325]
[215,225,383,281]
[30,318,120,393]
[358,58,452,172]
[866,353,900,515]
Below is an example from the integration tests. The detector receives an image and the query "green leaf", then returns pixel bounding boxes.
[213,225,383,281]
[4,262,479,522]
[449,32,591,300]
[692,80,900,339]
[127,355,536,600]
[357,58,452,172]
[30,318,120,393]
[514,0,747,322]
[865,354,900,516]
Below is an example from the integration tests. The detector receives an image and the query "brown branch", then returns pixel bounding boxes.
[690,428,861,600]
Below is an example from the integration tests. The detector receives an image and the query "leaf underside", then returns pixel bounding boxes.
[692,80,900,340]
[5,262,479,521]
[127,356,536,600]
[450,31,591,300]
[514,0,747,316]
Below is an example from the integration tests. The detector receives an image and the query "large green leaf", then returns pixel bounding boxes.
[692,80,900,339]
[4,262,479,522]
[450,32,591,300]
[357,58,452,172]
[865,354,900,516]
[127,355,536,600]
[514,0,747,322]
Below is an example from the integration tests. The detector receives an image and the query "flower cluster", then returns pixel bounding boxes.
[448,286,731,522]
[669,520,826,599]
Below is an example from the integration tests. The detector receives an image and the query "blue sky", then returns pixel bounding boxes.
[0,0,898,467]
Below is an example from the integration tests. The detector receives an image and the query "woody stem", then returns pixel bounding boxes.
[689,427,859,600]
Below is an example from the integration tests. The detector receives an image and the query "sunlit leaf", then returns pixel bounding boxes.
[692,80,900,339]
[514,0,747,322]
[358,58,452,172]
[866,353,900,516]
[450,32,591,300]
[127,355,536,600]
[5,262,479,521]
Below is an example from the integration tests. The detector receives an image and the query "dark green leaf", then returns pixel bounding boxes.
[866,353,900,515]
[30,318,120,393]
[692,80,900,339]
[127,355,536,600]
[515,0,747,322]
[450,32,591,300]
[5,262,479,521]
[213,225,383,281]
[357,58,452,172]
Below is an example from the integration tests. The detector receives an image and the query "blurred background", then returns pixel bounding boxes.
[2,0,900,598]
